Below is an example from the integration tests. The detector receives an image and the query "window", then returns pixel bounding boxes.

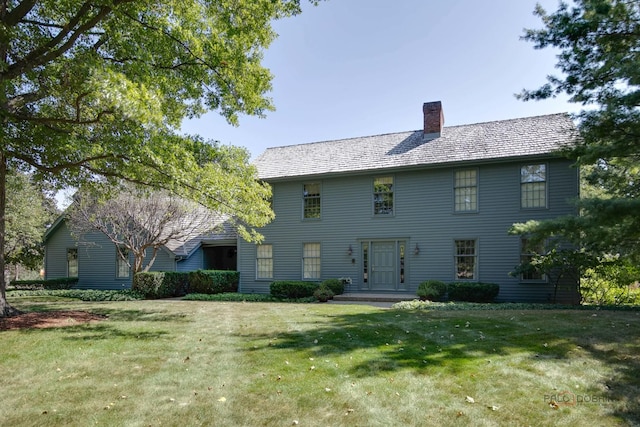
[116,246,130,278]
[362,242,369,283]
[303,183,321,219]
[256,244,273,279]
[67,248,78,277]
[520,238,545,281]
[302,243,321,279]
[521,164,547,208]
[455,240,476,280]
[454,169,477,212]
[373,176,394,215]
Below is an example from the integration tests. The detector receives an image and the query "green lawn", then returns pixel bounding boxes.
[1,297,639,426]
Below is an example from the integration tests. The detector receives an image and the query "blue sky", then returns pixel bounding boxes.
[181,0,577,159]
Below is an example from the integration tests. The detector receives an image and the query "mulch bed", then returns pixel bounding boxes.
[0,311,107,331]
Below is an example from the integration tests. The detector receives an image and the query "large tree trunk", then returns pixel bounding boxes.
[0,151,21,317]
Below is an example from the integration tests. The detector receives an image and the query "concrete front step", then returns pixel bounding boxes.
[333,293,417,303]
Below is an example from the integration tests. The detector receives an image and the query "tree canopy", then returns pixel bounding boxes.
[513,0,640,277]
[0,0,315,316]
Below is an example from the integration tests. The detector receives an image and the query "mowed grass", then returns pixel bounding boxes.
[1,297,639,426]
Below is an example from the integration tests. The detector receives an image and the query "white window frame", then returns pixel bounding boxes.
[67,248,78,278]
[303,183,321,219]
[454,239,477,280]
[256,244,273,280]
[302,243,321,280]
[521,164,547,208]
[373,176,394,215]
[454,169,478,212]
[116,246,130,278]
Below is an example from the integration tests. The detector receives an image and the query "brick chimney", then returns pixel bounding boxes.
[423,101,444,140]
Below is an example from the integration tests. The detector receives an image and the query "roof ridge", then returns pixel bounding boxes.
[258,112,571,152]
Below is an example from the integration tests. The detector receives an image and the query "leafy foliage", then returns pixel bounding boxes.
[313,284,334,302]
[182,292,316,303]
[270,281,319,299]
[447,282,500,303]
[10,277,78,290]
[320,278,345,296]
[514,1,640,271]
[187,270,239,294]
[0,0,316,315]
[416,280,448,301]
[7,289,144,301]
[132,272,178,299]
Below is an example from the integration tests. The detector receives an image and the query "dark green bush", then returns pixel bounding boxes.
[416,280,447,301]
[188,270,239,294]
[10,277,78,290]
[321,278,345,295]
[313,285,335,302]
[270,281,319,299]
[133,272,169,299]
[447,282,500,303]
[162,271,190,296]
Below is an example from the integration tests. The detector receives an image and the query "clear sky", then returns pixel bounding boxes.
[181,0,578,159]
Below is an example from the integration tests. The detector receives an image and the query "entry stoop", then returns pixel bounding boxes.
[332,293,417,303]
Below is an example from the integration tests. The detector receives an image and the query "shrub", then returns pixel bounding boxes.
[163,271,190,297]
[270,281,319,299]
[187,270,239,294]
[314,285,335,302]
[10,277,78,290]
[447,282,500,303]
[133,272,172,299]
[321,278,345,295]
[416,280,447,301]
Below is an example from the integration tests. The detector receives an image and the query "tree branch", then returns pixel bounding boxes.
[3,0,37,26]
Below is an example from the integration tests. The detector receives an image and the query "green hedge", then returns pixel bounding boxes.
[447,282,500,303]
[133,270,239,299]
[270,281,319,299]
[188,270,239,294]
[133,272,176,299]
[416,280,447,301]
[10,277,78,290]
[321,278,345,295]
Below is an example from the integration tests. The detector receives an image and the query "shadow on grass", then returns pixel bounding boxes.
[242,308,640,424]
[60,323,170,341]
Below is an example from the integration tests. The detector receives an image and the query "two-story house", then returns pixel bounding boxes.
[237,101,580,303]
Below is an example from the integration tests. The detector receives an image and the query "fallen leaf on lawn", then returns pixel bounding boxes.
[549,400,559,409]
[488,405,499,411]
[465,396,475,403]
[309,365,316,370]
[325,388,331,392]
[218,397,226,402]
[292,420,299,425]
[345,408,354,415]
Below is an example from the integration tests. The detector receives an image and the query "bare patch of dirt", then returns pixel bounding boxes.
[0,311,107,331]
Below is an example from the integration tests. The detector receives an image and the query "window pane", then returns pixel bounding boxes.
[520,238,544,281]
[454,240,476,280]
[67,248,78,277]
[303,183,321,219]
[303,243,321,279]
[117,247,129,278]
[257,244,273,279]
[374,177,394,215]
[454,170,477,211]
[521,165,547,208]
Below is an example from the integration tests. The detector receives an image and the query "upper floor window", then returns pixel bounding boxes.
[116,246,130,278]
[67,248,78,277]
[455,239,476,280]
[454,169,477,212]
[256,244,273,280]
[520,238,546,281]
[521,164,546,208]
[373,176,394,215]
[303,183,321,219]
[302,243,321,280]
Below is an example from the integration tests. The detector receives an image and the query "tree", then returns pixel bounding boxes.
[68,184,221,275]
[0,0,314,316]
[4,170,58,280]
[512,0,640,280]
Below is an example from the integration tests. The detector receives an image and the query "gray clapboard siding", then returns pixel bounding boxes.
[238,158,579,303]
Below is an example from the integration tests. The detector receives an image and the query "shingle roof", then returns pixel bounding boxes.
[164,213,237,258]
[254,113,577,180]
